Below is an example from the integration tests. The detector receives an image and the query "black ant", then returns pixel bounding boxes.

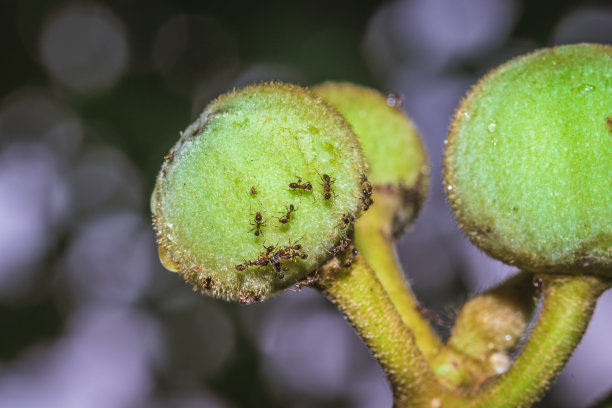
[235,240,307,278]
[235,244,280,271]
[278,204,297,224]
[235,244,275,271]
[276,243,306,262]
[235,258,258,271]
[329,234,351,256]
[286,241,303,252]
[320,173,336,201]
[360,175,374,210]
[249,211,266,237]
[336,213,355,231]
[269,252,284,276]
[289,176,313,194]
[362,194,374,211]
[343,248,358,268]
[278,246,308,261]
[281,236,308,260]
[290,271,319,292]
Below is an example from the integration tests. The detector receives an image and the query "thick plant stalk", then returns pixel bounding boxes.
[442,274,610,408]
[315,254,445,407]
[353,188,442,359]
[318,254,609,407]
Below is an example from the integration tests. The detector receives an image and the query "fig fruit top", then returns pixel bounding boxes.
[445,43,612,275]
[152,83,368,302]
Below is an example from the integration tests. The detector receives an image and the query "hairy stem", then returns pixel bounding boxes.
[315,254,444,406]
[353,188,442,359]
[442,273,610,408]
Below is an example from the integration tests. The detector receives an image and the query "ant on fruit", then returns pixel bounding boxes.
[285,238,303,253]
[277,246,308,261]
[248,211,266,236]
[343,248,358,268]
[289,176,313,194]
[360,175,374,210]
[274,236,307,262]
[329,234,351,256]
[319,173,336,201]
[335,213,355,232]
[235,244,275,271]
[290,271,319,292]
[234,238,307,278]
[278,204,297,225]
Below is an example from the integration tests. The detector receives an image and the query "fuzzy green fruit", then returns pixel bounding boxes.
[152,83,369,302]
[314,82,429,234]
[445,44,612,275]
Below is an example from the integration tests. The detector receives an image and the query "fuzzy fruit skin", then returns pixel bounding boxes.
[445,44,612,275]
[152,83,368,302]
[313,82,429,235]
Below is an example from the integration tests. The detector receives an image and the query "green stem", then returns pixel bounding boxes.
[354,188,442,359]
[314,254,444,406]
[442,273,610,408]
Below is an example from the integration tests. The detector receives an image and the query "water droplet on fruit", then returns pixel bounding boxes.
[578,84,596,95]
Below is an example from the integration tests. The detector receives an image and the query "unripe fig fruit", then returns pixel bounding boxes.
[152,83,369,302]
[314,82,429,235]
[445,44,612,275]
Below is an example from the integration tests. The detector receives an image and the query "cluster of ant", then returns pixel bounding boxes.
[278,211,360,296]
[247,203,296,237]
[360,175,374,211]
[331,213,359,268]
[235,240,308,279]
[239,172,369,280]
[290,172,336,201]
[247,172,336,237]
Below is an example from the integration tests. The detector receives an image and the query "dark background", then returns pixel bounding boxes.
[1,0,611,407]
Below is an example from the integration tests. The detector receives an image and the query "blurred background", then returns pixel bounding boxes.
[1,0,611,407]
